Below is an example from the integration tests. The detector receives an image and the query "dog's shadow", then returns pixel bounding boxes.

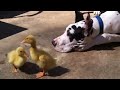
[71,42,120,53]
[20,62,70,77]
[89,42,120,51]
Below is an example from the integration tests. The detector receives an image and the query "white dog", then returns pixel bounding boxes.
[52,11,120,52]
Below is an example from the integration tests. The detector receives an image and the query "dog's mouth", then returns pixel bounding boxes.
[52,41,78,53]
[52,36,80,53]
[54,46,72,53]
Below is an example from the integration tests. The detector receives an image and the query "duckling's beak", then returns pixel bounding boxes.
[21,40,25,44]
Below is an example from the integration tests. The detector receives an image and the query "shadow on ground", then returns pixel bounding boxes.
[20,62,70,77]
[0,21,27,39]
[0,11,28,19]
[71,42,120,53]
[0,11,43,39]
[48,66,70,77]
[86,42,120,51]
[15,11,43,18]
[20,62,40,74]
[0,11,43,19]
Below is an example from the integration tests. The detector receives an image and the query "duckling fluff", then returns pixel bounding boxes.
[21,35,56,78]
[7,47,28,72]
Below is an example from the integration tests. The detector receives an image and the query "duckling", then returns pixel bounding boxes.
[21,35,56,78]
[7,47,28,73]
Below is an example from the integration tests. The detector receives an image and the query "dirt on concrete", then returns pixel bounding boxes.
[0,11,120,79]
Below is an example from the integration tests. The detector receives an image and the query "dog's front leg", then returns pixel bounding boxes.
[74,33,120,52]
[93,33,120,45]
[73,40,94,52]
[74,42,94,52]
[73,37,95,51]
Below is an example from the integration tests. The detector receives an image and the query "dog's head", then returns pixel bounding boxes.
[52,12,93,52]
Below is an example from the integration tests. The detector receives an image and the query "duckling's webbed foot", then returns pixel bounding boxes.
[36,69,46,78]
[12,65,18,73]
[36,71,45,78]
[12,68,18,73]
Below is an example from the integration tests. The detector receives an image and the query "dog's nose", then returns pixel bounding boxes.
[52,40,57,47]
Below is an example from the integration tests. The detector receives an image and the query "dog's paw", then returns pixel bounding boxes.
[78,45,86,51]
[77,40,84,44]
[93,11,101,16]
[77,39,88,45]
[73,44,86,51]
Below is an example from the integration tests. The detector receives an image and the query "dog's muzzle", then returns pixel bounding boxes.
[52,40,57,47]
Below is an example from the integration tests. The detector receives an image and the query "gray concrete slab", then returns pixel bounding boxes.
[0,11,120,79]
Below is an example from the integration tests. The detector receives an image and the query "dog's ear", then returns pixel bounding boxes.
[86,13,90,19]
[84,13,93,36]
[75,11,84,23]
[85,13,92,25]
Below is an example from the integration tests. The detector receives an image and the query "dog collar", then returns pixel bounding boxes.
[95,16,104,34]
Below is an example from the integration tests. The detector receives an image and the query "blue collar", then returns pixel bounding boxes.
[95,16,104,34]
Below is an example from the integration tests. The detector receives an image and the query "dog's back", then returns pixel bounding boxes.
[99,11,120,34]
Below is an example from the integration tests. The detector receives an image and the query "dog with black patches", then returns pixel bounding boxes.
[52,11,120,52]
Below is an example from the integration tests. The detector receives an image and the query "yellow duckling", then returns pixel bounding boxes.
[7,47,28,73]
[21,35,56,78]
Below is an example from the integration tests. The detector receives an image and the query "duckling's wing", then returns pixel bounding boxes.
[38,55,47,69]
[14,57,26,68]
[8,51,16,64]
[47,58,56,70]
[39,55,56,70]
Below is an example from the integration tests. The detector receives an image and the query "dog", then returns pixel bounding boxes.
[52,11,120,52]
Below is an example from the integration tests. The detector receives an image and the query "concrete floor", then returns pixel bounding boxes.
[0,11,120,79]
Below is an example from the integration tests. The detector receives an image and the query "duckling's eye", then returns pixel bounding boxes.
[20,51,23,53]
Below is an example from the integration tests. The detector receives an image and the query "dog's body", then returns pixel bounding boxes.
[52,11,120,52]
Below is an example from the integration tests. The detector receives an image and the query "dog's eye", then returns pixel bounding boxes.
[72,25,77,29]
